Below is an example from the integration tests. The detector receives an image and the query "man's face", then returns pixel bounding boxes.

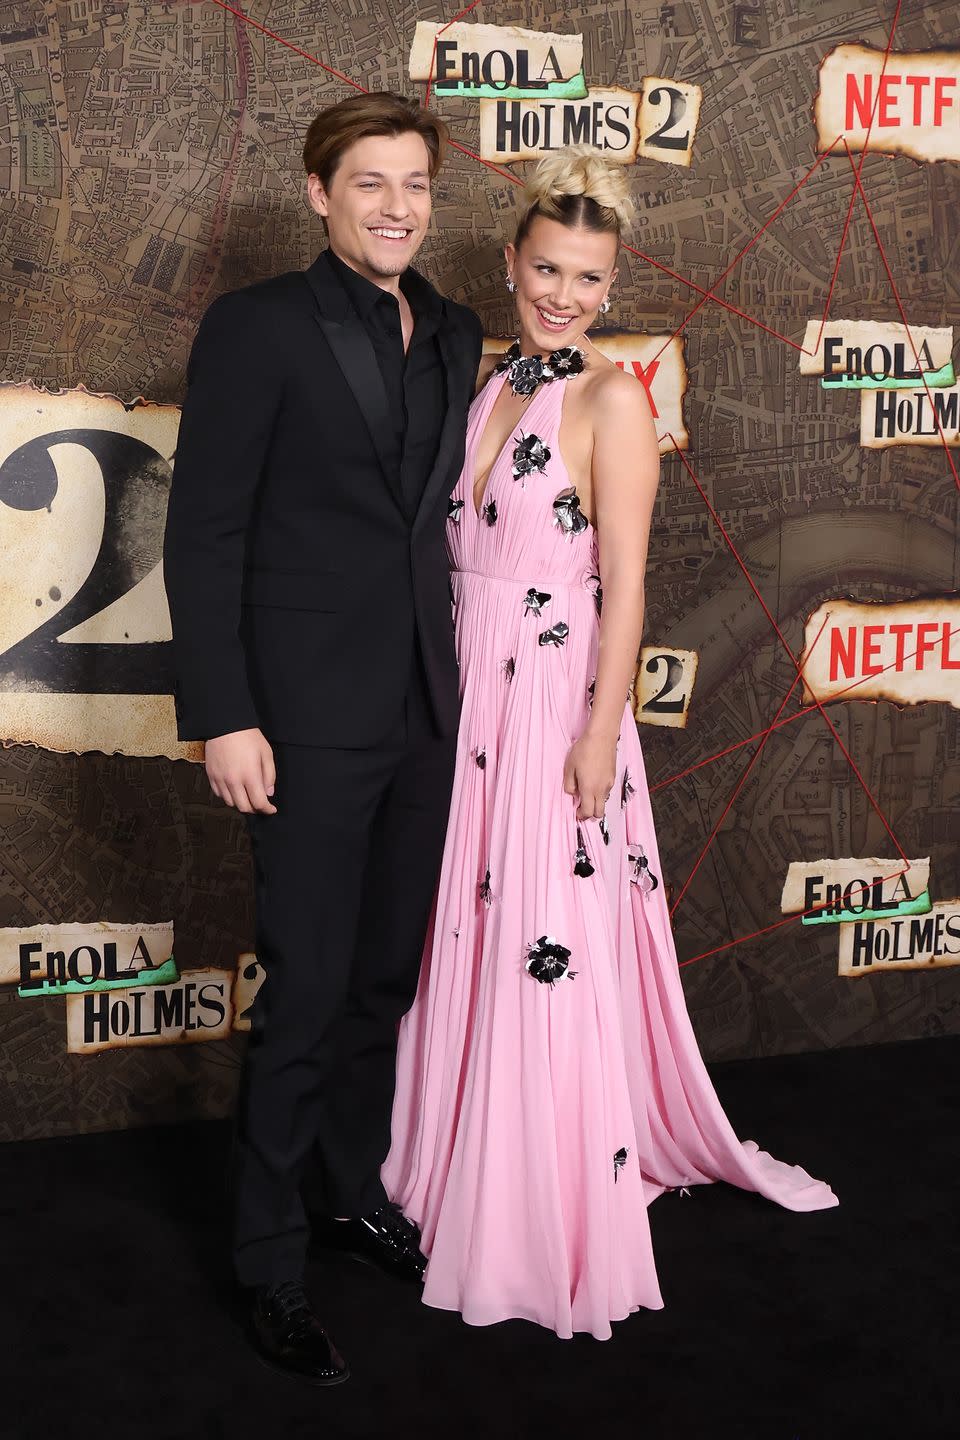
[307,132,433,281]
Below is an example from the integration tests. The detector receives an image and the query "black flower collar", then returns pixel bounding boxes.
[494,341,585,398]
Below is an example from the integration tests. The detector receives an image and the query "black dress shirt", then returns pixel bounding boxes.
[326,247,446,516]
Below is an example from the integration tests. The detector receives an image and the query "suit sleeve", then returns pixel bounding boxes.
[162,290,282,741]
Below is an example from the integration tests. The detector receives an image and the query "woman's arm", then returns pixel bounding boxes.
[563,370,660,820]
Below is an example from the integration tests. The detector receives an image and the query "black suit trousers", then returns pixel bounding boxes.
[231,659,456,1287]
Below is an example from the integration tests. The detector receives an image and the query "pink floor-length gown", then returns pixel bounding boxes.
[382,365,838,1340]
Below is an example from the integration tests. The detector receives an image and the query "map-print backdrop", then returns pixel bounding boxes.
[1,0,958,1141]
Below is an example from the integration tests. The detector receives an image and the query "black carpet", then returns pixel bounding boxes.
[2,1036,956,1440]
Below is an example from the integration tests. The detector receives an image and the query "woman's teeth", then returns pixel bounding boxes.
[536,306,574,330]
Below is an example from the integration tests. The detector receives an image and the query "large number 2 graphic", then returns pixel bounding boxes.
[639,653,688,715]
[0,429,173,694]
[644,86,690,151]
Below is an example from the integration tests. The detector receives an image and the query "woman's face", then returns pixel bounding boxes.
[505,213,618,352]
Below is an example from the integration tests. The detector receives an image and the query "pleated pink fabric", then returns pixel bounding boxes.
[382,368,838,1340]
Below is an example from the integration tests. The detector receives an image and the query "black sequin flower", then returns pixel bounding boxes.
[628,846,659,895]
[621,770,635,807]
[523,587,551,617]
[538,621,569,648]
[574,825,595,878]
[479,869,493,908]
[613,1147,629,1183]
[599,815,610,846]
[482,499,498,526]
[448,498,464,522]
[494,341,586,398]
[552,487,589,537]
[501,656,516,682]
[548,346,586,379]
[512,430,551,481]
[474,747,487,770]
[525,936,577,986]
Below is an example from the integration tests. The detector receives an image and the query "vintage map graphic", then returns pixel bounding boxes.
[0,0,958,1138]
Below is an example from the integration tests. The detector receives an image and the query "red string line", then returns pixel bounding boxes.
[812,0,903,353]
[668,614,829,919]
[667,437,909,868]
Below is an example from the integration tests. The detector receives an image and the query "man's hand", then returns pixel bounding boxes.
[205,728,277,815]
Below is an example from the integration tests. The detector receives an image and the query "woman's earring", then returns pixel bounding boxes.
[506,276,517,293]
[599,295,611,314]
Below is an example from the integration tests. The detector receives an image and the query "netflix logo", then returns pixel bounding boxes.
[800,599,960,711]
[816,44,960,164]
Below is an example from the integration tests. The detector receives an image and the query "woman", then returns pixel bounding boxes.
[382,145,837,1341]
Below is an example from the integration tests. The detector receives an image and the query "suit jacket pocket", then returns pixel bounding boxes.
[241,568,344,611]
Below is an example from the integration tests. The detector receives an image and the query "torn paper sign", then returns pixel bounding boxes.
[815,44,960,164]
[838,899,960,977]
[780,858,931,921]
[798,319,953,379]
[408,21,582,87]
[637,76,702,168]
[66,966,234,1054]
[800,598,960,709]
[633,647,699,729]
[860,384,960,448]
[479,86,642,164]
[2,920,174,989]
[0,383,201,759]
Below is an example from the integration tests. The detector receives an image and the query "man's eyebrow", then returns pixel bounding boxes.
[349,169,431,179]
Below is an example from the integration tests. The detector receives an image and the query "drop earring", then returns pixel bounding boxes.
[599,296,611,314]
[506,276,517,293]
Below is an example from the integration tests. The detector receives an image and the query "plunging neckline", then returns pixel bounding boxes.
[470,372,531,519]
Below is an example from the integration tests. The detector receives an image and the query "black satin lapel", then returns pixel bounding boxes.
[313,311,396,497]
[413,324,469,534]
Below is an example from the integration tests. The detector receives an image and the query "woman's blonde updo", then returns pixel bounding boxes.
[514,143,635,248]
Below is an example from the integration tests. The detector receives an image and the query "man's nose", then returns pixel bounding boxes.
[379,186,411,219]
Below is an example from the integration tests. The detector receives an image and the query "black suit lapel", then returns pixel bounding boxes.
[412,321,470,536]
[305,252,399,507]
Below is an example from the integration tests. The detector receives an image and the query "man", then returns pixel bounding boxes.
[163,94,483,1385]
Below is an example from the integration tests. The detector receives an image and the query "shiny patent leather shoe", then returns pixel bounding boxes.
[249,1280,349,1386]
[314,1203,427,1282]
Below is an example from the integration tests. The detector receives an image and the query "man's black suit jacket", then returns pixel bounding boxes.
[163,249,483,747]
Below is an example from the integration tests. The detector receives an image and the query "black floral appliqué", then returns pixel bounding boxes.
[482,498,498,526]
[548,346,586,379]
[574,825,595,878]
[538,621,569,648]
[587,677,596,707]
[448,498,464,522]
[512,430,551,482]
[613,1147,629,1183]
[501,656,516,682]
[525,936,577,987]
[599,815,610,846]
[621,770,635,807]
[523,587,551,617]
[552,487,589,537]
[474,747,487,770]
[628,845,659,895]
[479,869,493,908]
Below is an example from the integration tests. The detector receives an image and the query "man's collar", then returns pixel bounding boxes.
[325,246,442,320]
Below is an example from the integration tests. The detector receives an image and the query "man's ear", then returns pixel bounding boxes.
[306,173,329,219]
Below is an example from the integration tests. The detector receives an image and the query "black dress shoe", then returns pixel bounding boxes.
[249,1280,349,1386]
[314,1203,427,1282]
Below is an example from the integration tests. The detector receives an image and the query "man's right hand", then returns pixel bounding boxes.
[204,728,278,815]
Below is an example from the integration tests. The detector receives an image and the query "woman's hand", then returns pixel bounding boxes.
[563,731,618,821]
